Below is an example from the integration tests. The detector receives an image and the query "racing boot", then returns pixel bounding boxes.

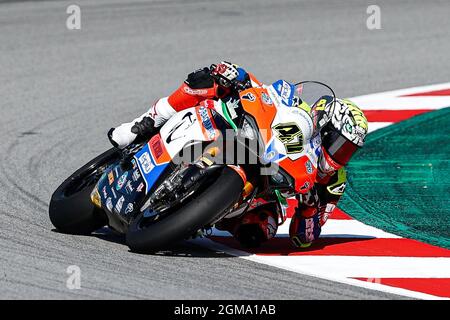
[130,116,157,143]
[289,205,321,248]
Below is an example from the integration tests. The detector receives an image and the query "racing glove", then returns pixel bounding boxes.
[210,61,239,87]
[210,61,251,91]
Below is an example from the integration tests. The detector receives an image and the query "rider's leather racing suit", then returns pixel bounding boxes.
[109,63,347,248]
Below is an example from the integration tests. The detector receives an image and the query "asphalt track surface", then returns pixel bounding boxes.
[1,0,449,299]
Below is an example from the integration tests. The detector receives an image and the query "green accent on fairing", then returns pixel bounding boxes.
[274,189,288,207]
[327,167,347,195]
[340,107,450,249]
[221,101,238,132]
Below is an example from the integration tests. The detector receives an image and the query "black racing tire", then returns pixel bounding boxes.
[126,166,244,253]
[49,148,120,235]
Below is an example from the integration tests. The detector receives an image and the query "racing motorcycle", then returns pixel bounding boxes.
[49,81,335,253]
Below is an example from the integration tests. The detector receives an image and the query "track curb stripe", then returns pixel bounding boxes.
[199,82,450,299]
[210,236,450,257]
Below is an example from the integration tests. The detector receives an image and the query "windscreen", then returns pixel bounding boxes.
[293,81,336,133]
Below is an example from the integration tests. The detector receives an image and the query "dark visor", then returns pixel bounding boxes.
[321,127,359,166]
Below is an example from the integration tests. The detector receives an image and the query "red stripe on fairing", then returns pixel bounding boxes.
[401,88,450,97]
[363,109,431,122]
[353,278,450,298]
[210,237,450,257]
[286,199,352,220]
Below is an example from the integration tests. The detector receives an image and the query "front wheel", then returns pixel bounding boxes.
[49,148,120,235]
[126,166,244,253]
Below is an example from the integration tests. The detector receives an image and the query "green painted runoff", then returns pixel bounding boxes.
[341,107,450,249]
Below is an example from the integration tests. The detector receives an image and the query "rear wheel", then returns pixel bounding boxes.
[126,166,244,253]
[49,148,120,234]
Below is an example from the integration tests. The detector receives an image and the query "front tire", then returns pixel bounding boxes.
[126,166,244,253]
[49,148,120,235]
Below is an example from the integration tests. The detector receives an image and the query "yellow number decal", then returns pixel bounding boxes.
[273,123,304,154]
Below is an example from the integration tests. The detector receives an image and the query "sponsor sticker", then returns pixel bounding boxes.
[111,188,117,199]
[102,186,108,199]
[136,182,145,193]
[125,203,134,215]
[132,169,141,182]
[322,203,336,225]
[166,111,195,144]
[305,160,313,174]
[328,182,346,195]
[139,152,154,174]
[115,196,125,213]
[183,86,208,95]
[108,171,114,185]
[151,138,164,159]
[300,181,310,191]
[198,106,216,140]
[116,172,128,191]
[263,150,277,162]
[106,198,113,211]
[241,93,256,102]
[261,92,272,105]
[125,181,134,194]
[280,81,292,103]
[305,218,315,242]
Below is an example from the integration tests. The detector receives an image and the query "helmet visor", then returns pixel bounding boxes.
[321,126,359,166]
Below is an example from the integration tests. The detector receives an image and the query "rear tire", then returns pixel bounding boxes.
[126,166,244,253]
[49,148,120,235]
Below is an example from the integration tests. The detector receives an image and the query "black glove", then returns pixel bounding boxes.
[186,67,215,89]
[131,116,155,137]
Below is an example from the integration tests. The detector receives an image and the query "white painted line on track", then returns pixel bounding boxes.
[192,238,448,300]
[368,122,393,132]
[351,82,450,100]
[351,96,450,110]
[246,256,450,278]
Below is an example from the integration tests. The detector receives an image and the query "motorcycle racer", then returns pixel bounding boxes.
[108,61,368,248]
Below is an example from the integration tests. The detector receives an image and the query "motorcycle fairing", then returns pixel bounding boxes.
[134,142,169,194]
[159,103,220,159]
[238,88,278,145]
[239,86,319,193]
[132,103,220,194]
[95,161,148,230]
